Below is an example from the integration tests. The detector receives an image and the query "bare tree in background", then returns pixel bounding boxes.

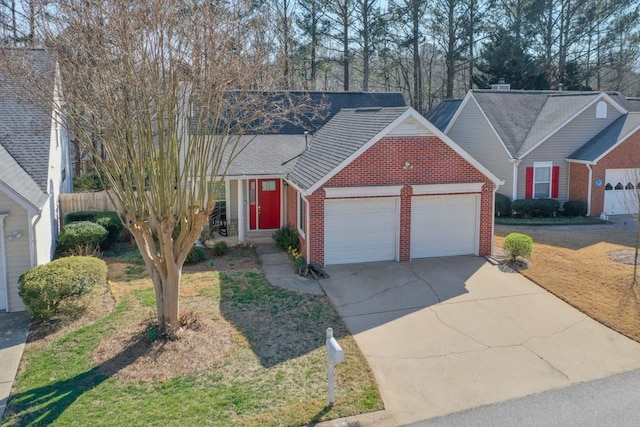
[0,0,308,332]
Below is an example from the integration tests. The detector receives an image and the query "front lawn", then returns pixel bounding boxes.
[495,227,640,342]
[3,246,382,426]
[495,216,607,226]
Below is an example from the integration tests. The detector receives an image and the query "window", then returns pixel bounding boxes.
[297,193,306,237]
[217,181,226,201]
[596,101,607,119]
[261,180,276,191]
[533,162,552,198]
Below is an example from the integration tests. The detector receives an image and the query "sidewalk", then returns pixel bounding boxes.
[0,311,30,422]
[254,243,325,295]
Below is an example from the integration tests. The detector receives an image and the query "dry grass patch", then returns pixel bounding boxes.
[495,229,640,342]
[5,244,382,426]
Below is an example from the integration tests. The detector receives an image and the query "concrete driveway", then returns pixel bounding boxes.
[319,257,640,426]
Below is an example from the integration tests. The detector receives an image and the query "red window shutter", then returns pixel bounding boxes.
[525,167,533,199]
[551,166,560,198]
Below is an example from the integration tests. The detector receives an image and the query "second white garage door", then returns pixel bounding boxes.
[603,168,640,215]
[325,198,398,265]
[411,194,479,258]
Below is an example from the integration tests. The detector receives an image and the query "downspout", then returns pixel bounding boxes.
[586,164,593,216]
[29,211,43,267]
[0,214,9,310]
[305,197,310,265]
[511,159,521,201]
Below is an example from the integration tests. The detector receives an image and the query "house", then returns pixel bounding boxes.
[430,89,640,216]
[0,49,72,312]
[211,93,500,266]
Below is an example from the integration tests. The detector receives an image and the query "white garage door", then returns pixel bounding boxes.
[325,198,398,265]
[411,194,478,258]
[603,169,640,215]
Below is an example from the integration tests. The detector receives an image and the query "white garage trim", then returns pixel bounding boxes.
[324,185,403,198]
[603,168,640,215]
[325,197,399,265]
[410,194,480,258]
[412,182,484,195]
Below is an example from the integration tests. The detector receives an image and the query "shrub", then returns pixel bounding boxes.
[273,225,300,252]
[495,193,511,217]
[503,233,534,261]
[212,241,228,256]
[65,211,124,249]
[563,200,587,217]
[72,172,105,191]
[18,256,108,320]
[58,221,107,253]
[511,199,535,218]
[536,198,560,217]
[184,246,206,265]
[511,198,560,218]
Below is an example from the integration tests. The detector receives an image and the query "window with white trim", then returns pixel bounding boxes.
[297,193,306,237]
[534,161,552,198]
[596,101,607,119]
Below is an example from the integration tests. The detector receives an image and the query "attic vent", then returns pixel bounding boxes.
[355,107,382,112]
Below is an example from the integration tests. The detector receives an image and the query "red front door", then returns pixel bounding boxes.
[249,179,281,229]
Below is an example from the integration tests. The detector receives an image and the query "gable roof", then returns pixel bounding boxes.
[567,113,640,163]
[287,106,501,194]
[0,48,55,195]
[449,90,636,160]
[424,99,461,131]
[0,143,49,211]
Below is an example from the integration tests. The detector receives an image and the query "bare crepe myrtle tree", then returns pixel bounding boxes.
[623,169,640,288]
[0,0,316,331]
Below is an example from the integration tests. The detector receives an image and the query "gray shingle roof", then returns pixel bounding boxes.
[568,113,640,162]
[223,135,306,176]
[425,99,461,131]
[0,143,49,209]
[287,106,410,190]
[472,90,606,158]
[0,48,55,196]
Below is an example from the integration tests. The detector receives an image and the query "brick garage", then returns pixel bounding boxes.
[568,126,640,216]
[285,107,499,266]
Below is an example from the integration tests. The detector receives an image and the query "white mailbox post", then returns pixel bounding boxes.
[326,327,344,406]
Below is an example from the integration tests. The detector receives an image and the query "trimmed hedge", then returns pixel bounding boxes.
[503,233,534,261]
[18,256,108,320]
[563,200,587,217]
[212,241,228,256]
[64,211,124,249]
[495,193,511,217]
[58,221,107,253]
[512,198,560,218]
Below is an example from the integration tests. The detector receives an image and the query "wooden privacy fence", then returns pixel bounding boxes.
[59,191,117,222]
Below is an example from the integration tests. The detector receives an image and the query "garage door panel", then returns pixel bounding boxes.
[325,198,398,265]
[604,169,640,215]
[411,195,478,258]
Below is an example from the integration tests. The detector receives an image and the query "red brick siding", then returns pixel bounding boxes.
[568,163,589,205]
[567,133,640,216]
[307,135,495,265]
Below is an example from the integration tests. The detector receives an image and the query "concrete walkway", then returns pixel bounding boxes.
[0,311,30,422]
[255,243,325,295]
[317,257,640,427]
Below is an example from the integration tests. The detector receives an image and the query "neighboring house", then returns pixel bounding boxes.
[208,93,500,266]
[0,49,72,312]
[430,89,640,216]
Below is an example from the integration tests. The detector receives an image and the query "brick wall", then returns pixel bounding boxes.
[306,135,495,265]
[568,131,640,216]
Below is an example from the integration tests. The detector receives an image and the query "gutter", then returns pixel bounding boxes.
[586,164,593,216]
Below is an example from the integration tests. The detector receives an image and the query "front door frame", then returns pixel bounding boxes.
[248,178,283,230]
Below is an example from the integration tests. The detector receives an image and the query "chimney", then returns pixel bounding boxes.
[304,131,309,149]
[491,79,511,91]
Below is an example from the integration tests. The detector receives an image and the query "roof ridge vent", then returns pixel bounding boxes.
[355,107,382,112]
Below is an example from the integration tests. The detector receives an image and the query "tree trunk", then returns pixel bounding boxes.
[343,15,349,91]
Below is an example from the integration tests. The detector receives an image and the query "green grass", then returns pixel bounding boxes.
[496,216,607,226]
[3,264,382,426]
